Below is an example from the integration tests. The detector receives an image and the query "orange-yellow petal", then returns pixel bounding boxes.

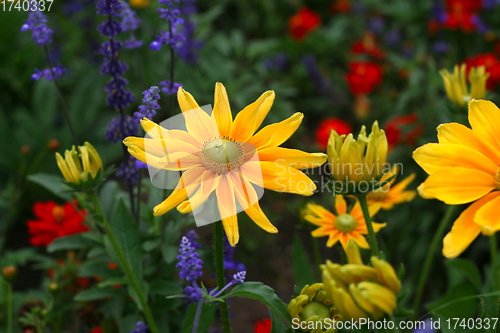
[419,167,496,205]
[258,147,327,169]
[248,113,303,149]
[413,143,498,175]
[216,174,239,246]
[468,99,500,153]
[177,86,200,113]
[231,91,275,142]
[335,194,347,215]
[177,171,219,213]
[474,191,500,234]
[441,193,500,258]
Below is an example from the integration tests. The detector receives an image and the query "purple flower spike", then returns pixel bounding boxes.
[105,115,138,143]
[134,86,161,122]
[233,271,246,284]
[31,64,66,81]
[22,3,53,46]
[176,236,203,282]
[159,80,181,95]
[132,321,149,333]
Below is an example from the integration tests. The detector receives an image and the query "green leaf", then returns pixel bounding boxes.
[47,234,91,253]
[149,280,183,296]
[223,282,292,326]
[74,287,123,301]
[27,173,73,201]
[97,277,128,288]
[180,302,217,333]
[292,236,315,288]
[271,309,292,333]
[161,243,178,264]
[446,259,482,290]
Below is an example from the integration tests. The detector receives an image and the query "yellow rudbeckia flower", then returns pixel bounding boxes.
[413,99,500,258]
[440,64,489,107]
[303,195,385,249]
[366,165,416,210]
[124,83,327,246]
[321,241,400,321]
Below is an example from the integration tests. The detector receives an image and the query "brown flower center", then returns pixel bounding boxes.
[200,137,244,175]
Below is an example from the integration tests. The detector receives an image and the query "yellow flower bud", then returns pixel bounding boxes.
[55,142,103,186]
[370,256,401,294]
[440,64,489,107]
[327,122,388,193]
[2,266,16,282]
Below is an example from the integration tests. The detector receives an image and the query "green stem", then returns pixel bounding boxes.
[214,222,231,333]
[412,205,456,320]
[7,282,12,333]
[311,236,322,280]
[357,195,380,257]
[88,191,159,333]
[490,235,498,290]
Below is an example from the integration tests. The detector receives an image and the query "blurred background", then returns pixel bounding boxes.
[1,0,500,331]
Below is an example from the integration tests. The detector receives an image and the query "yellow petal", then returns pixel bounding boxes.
[248,113,303,149]
[441,194,498,258]
[216,174,239,246]
[231,91,275,142]
[370,256,401,294]
[468,99,500,153]
[474,191,500,233]
[420,167,496,205]
[241,161,317,196]
[56,152,77,184]
[183,106,219,144]
[177,171,219,213]
[124,137,199,157]
[305,203,336,220]
[357,282,396,317]
[257,147,327,169]
[212,82,233,136]
[345,239,363,265]
[437,122,500,165]
[177,86,200,113]
[413,143,498,175]
[243,201,278,234]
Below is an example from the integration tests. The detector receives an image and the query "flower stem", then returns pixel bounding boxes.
[7,281,12,333]
[490,235,498,290]
[43,45,78,146]
[88,191,159,333]
[214,221,232,333]
[412,205,456,320]
[192,298,205,333]
[357,195,380,257]
[311,236,322,280]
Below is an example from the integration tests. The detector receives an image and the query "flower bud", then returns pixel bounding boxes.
[2,266,16,283]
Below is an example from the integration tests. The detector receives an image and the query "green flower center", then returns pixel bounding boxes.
[200,137,244,174]
[334,214,358,233]
[299,302,331,322]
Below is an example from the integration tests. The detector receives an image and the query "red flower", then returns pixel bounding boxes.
[442,0,482,32]
[345,62,383,95]
[315,118,352,150]
[330,0,350,13]
[107,263,119,270]
[385,113,423,151]
[289,7,321,41]
[90,327,102,333]
[254,318,272,333]
[27,201,88,247]
[351,32,385,59]
[465,53,500,89]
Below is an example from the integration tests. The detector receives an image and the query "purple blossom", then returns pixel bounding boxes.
[31,64,66,81]
[483,0,500,8]
[302,55,333,93]
[184,285,203,300]
[212,271,246,298]
[368,17,385,34]
[185,230,202,249]
[134,157,148,169]
[105,116,138,143]
[264,53,288,72]
[413,318,435,333]
[176,236,203,282]
[177,21,203,63]
[471,15,490,34]
[150,0,185,50]
[223,234,246,272]
[160,80,181,95]
[132,321,149,333]
[433,41,450,55]
[384,30,401,46]
[134,86,161,122]
[21,3,53,46]
[116,159,139,184]
[120,0,143,49]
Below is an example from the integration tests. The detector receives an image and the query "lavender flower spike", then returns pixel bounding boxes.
[134,86,161,122]
[150,0,185,50]
[21,3,53,46]
[213,271,246,298]
[176,236,203,282]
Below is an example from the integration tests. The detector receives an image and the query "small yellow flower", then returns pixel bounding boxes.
[288,283,341,333]
[321,241,400,321]
[413,99,500,258]
[55,142,103,185]
[327,121,388,193]
[366,165,416,210]
[440,64,489,107]
[124,83,326,246]
[303,195,385,250]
